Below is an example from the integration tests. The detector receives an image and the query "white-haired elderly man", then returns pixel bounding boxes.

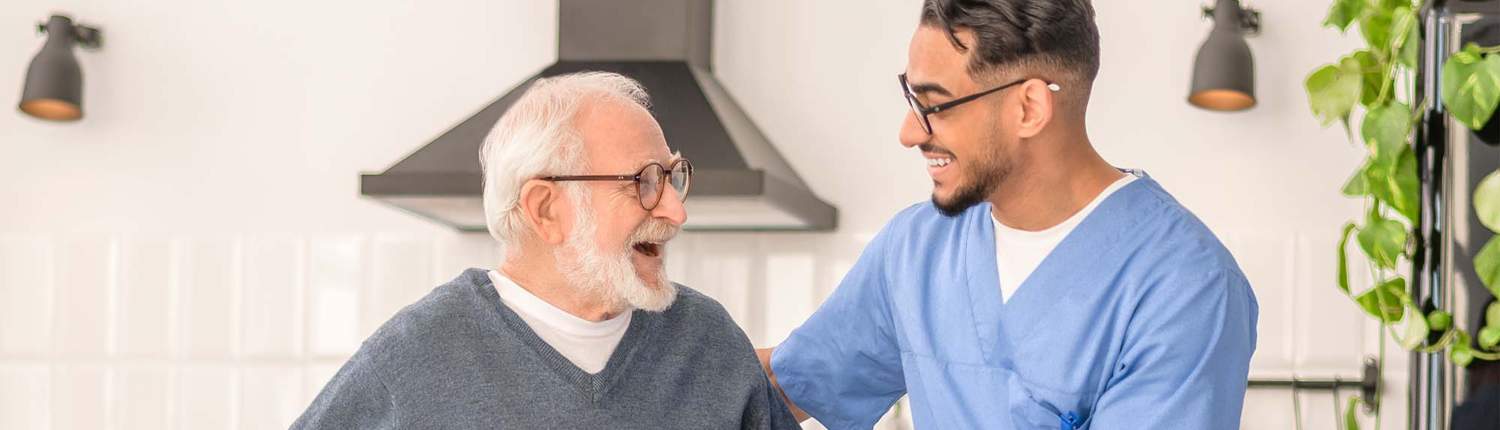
[293,72,799,429]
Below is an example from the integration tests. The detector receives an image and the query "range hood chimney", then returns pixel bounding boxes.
[360,0,838,231]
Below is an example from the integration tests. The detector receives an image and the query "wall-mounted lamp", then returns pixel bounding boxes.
[18,14,102,122]
[1189,0,1260,112]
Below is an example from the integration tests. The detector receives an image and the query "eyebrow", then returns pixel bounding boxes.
[907,80,953,98]
[631,151,682,171]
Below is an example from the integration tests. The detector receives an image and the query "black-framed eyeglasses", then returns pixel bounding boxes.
[899,73,1061,134]
[540,158,693,211]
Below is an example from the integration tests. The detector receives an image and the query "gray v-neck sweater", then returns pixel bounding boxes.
[293,268,799,429]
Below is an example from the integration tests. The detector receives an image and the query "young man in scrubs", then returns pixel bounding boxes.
[757,0,1259,428]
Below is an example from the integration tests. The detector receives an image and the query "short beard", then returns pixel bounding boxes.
[553,185,679,313]
[933,149,1009,217]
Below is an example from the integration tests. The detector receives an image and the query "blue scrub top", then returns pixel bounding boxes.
[771,172,1258,429]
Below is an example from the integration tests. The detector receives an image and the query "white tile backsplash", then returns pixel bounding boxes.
[178,238,240,359]
[1241,388,1298,429]
[0,365,51,429]
[241,237,305,358]
[114,366,171,430]
[52,236,115,357]
[178,365,236,430]
[240,366,305,430]
[118,238,174,358]
[664,234,694,283]
[814,235,866,304]
[51,366,108,430]
[0,236,54,357]
[1,230,1404,429]
[1292,233,1369,373]
[363,237,432,339]
[307,237,364,357]
[692,235,761,342]
[760,239,817,345]
[432,235,497,281]
[1228,234,1298,372]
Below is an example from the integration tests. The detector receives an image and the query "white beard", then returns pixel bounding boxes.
[553,187,677,313]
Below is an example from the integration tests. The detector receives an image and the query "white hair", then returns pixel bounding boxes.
[479,71,651,259]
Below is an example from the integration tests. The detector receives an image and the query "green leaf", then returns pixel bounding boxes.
[1354,50,1392,107]
[1481,326,1500,350]
[1396,7,1420,69]
[1324,0,1365,31]
[1358,216,1408,269]
[1397,301,1430,350]
[1345,395,1362,430]
[1453,330,1475,367]
[1489,301,1500,328]
[1343,165,1371,197]
[1307,57,1364,127]
[1429,310,1453,332]
[1390,148,1421,223]
[1338,223,1358,295]
[1454,46,1483,66]
[1362,101,1412,164]
[1368,148,1421,223]
[1356,278,1406,322]
[1442,44,1500,130]
[1475,237,1500,298]
[1360,6,1395,51]
[1372,0,1411,12]
[1475,169,1500,232]
[1454,346,1474,367]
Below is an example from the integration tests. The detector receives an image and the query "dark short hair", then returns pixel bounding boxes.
[920,0,1100,82]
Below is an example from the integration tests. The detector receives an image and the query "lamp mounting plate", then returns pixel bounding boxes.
[1201,4,1262,36]
[35,18,102,50]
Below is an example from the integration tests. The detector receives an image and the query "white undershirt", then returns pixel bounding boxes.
[488,270,631,374]
[993,173,1137,303]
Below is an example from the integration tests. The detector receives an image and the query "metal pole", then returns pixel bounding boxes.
[1413,1,1450,428]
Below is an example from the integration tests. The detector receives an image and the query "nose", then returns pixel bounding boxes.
[652,186,688,227]
[899,110,928,149]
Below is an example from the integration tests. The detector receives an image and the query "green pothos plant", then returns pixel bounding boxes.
[1305,0,1500,427]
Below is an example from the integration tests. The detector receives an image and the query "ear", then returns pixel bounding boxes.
[518,179,568,245]
[1015,78,1056,139]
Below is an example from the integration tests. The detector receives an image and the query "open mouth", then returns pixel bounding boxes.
[631,242,663,258]
[924,151,955,178]
[926,156,953,167]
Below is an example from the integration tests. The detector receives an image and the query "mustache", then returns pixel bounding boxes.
[918,143,955,156]
[628,218,680,244]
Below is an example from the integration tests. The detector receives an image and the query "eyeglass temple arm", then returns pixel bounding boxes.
[539,175,637,181]
[923,81,1063,114]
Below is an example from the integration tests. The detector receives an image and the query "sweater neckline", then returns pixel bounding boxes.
[468,268,659,403]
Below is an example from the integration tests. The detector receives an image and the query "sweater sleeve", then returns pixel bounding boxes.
[743,371,803,430]
[291,351,399,429]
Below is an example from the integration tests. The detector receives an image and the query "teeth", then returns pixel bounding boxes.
[926,158,952,167]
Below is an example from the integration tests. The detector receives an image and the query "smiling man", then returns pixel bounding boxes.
[295,72,798,429]
[757,0,1259,429]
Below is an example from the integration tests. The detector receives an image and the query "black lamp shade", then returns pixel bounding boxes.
[1189,0,1257,112]
[19,15,84,121]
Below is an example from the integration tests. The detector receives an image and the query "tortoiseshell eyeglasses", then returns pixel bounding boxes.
[540,158,693,210]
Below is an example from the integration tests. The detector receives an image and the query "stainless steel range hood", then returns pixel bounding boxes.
[360,0,837,232]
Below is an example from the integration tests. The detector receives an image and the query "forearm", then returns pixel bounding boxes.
[756,347,810,423]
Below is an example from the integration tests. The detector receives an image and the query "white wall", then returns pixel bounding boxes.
[0,0,1410,429]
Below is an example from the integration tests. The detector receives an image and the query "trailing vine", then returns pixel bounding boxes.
[1305,0,1500,426]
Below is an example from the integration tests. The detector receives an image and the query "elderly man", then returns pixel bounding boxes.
[294,72,798,429]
